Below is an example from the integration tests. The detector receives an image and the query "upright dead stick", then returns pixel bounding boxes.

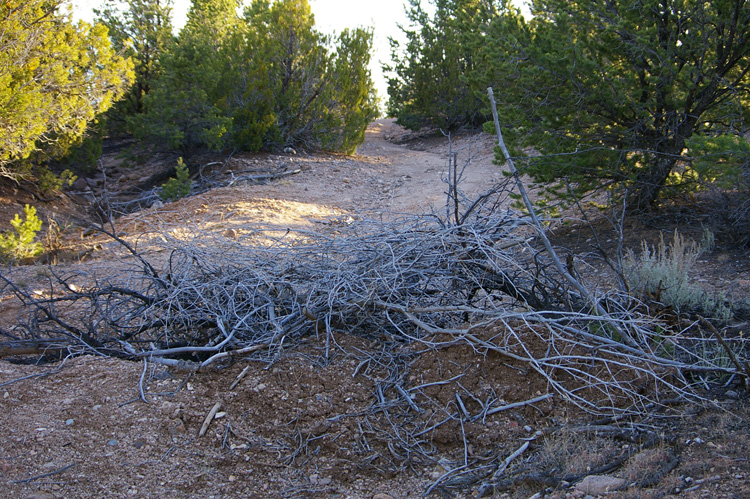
[487,87,636,347]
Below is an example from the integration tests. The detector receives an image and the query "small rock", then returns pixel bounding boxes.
[725,390,739,399]
[65,419,74,426]
[107,439,118,446]
[372,494,394,499]
[574,475,627,494]
[71,177,88,190]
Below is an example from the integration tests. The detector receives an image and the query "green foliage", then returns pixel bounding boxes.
[514,0,750,209]
[130,86,231,153]
[318,28,380,153]
[388,0,750,209]
[36,167,77,196]
[0,205,44,261]
[132,0,377,154]
[0,0,134,179]
[160,158,192,201]
[59,132,104,173]
[386,0,517,130]
[686,135,750,190]
[95,0,174,118]
[623,231,733,323]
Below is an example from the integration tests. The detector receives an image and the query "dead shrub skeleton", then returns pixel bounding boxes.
[3,168,746,403]
[1,101,748,496]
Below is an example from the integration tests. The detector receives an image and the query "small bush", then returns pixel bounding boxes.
[160,157,191,202]
[37,166,77,196]
[0,204,44,261]
[623,230,732,322]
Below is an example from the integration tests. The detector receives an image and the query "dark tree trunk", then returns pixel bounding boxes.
[628,150,681,210]
[627,115,697,210]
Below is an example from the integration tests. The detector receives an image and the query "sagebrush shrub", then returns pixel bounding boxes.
[623,230,732,322]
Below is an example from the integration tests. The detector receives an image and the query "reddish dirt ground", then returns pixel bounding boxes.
[1,120,749,498]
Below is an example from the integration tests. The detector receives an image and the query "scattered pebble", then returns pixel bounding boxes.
[107,439,118,446]
[65,419,74,426]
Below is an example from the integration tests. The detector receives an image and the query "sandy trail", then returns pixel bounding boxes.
[356,119,501,214]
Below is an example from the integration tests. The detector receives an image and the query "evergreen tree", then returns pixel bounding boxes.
[240,0,378,151]
[133,0,378,155]
[321,28,379,153]
[0,0,134,179]
[388,0,750,209]
[508,0,750,209]
[95,0,174,118]
[240,0,330,149]
[386,0,507,130]
[128,0,238,152]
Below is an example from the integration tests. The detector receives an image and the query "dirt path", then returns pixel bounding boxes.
[189,118,502,219]
[355,119,500,214]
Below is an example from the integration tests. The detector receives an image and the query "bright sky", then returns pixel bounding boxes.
[70,0,529,101]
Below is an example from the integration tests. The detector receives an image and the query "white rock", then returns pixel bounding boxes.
[574,475,627,494]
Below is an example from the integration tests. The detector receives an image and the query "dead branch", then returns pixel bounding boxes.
[0,338,73,358]
[199,401,223,437]
[488,87,638,347]
[228,168,301,186]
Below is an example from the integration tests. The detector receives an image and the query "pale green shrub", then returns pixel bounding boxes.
[623,230,732,322]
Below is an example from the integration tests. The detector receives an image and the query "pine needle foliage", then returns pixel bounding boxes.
[0,205,44,262]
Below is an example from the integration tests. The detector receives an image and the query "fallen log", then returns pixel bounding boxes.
[0,339,72,358]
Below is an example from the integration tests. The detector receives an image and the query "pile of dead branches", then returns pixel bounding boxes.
[1,191,745,419]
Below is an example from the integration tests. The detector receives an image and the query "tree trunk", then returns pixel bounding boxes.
[628,115,696,210]
[628,152,680,210]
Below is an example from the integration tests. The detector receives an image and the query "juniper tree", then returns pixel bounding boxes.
[0,0,133,179]
[511,0,750,209]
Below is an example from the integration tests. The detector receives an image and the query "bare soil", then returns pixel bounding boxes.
[1,120,749,498]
